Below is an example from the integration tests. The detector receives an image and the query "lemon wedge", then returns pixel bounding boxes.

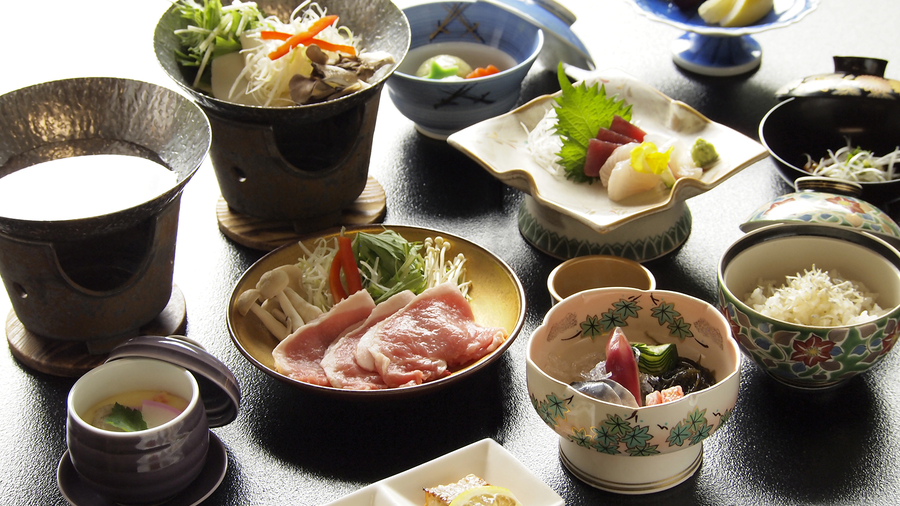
[698,0,737,24]
[448,486,523,506]
[719,0,775,27]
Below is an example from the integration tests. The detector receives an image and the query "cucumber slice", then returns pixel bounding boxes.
[632,343,679,376]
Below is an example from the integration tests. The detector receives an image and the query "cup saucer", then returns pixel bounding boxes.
[57,430,228,506]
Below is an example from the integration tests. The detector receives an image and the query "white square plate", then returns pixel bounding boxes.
[324,438,564,505]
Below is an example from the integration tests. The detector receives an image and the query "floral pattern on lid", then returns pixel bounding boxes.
[740,191,900,246]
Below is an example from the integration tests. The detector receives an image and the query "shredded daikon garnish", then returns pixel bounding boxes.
[744,265,883,326]
[235,1,361,106]
[525,107,565,178]
[804,138,900,183]
[296,236,339,312]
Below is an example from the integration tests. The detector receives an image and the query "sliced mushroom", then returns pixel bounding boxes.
[235,289,289,340]
[257,269,305,332]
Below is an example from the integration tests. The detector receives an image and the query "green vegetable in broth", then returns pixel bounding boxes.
[104,403,148,432]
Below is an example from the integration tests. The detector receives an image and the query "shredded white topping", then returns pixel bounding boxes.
[296,236,339,312]
[235,1,361,106]
[744,265,884,326]
[524,107,565,178]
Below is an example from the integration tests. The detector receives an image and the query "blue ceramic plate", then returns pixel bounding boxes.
[624,0,819,75]
[626,0,819,36]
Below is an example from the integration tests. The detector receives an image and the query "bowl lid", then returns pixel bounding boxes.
[481,0,594,69]
[105,335,241,427]
[775,56,900,100]
[740,179,900,250]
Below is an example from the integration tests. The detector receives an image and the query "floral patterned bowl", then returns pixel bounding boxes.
[718,223,900,389]
[526,287,740,494]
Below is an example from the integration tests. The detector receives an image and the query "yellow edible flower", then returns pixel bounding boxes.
[630,141,673,175]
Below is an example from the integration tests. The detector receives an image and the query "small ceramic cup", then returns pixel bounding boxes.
[66,357,209,505]
[548,255,656,305]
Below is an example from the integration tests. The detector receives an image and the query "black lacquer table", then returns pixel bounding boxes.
[2,1,900,504]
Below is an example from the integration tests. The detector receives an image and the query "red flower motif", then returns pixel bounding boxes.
[881,326,898,356]
[765,197,795,213]
[825,196,865,214]
[790,334,835,367]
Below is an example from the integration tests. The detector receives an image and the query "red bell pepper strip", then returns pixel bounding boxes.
[605,328,642,406]
[309,38,357,56]
[260,30,291,41]
[337,235,362,294]
[329,252,347,302]
[268,15,339,60]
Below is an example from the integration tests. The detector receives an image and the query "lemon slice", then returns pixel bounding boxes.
[720,0,775,27]
[448,486,523,506]
[698,0,737,24]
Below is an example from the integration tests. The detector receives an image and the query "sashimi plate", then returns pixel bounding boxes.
[448,68,768,260]
[227,225,526,399]
[323,438,564,505]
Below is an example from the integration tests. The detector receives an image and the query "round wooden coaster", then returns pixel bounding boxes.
[216,176,387,251]
[6,285,187,378]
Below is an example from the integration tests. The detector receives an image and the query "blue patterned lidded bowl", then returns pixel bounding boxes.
[386,1,543,139]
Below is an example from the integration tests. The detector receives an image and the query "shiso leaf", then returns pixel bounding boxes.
[552,63,633,183]
[104,403,148,432]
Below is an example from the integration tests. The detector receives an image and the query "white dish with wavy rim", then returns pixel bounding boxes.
[448,68,768,260]
[323,438,564,505]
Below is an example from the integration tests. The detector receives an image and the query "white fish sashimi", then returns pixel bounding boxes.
[599,142,639,187]
[644,134,703,180]
[607,160,663,202]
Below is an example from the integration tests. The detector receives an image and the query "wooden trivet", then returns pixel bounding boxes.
[6,285,187,378]
[216,176,387,251]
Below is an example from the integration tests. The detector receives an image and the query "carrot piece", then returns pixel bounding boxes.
[260,30,291,41]
[329,251,347,302]
[310,38,357,56]
[465,64,500,79]
[268,15,339,60]
[337,235,362,294]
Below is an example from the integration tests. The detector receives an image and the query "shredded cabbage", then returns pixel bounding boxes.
[296,236,339,312]
[744,266,884,326]
[293,232,469,312]
[235,1,362,106]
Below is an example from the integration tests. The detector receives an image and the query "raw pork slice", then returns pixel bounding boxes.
[320,290,416,390]
[272,289,375,385]
[355,282,507,387]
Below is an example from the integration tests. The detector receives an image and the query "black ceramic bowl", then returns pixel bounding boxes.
[759,96,900,206]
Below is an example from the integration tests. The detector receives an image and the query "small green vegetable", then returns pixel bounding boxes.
[423,60,461,80]
[353,230,427,303]
[690,138,719,168]
[173,0,263,88]
[552,63,633,183]
[632,342,679,376]
[104,403,147,432]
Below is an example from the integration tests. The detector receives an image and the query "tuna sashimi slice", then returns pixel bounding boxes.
[356,282,507,388]
[321,291,416,390]
[272,289,375,385]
